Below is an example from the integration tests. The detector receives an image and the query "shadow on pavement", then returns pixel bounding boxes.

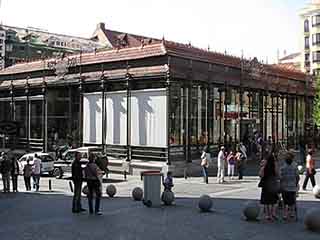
[0,191,319,240]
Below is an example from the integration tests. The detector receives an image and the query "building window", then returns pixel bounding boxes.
[312,51,320,62]
[305,19,310,32]
[312,15,320,26]
[305,53,310,61]
[312,33,320,45]
[305,36,310,49]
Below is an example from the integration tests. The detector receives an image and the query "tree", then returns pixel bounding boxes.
[313,76,320,126]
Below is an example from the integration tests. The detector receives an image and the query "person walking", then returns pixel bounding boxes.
[259,154,279,221]
[84,154,102,215]
[23,159,32,191]
[227,150,236,180]
[302,149,317,191]
[72,152,86,213]
[217,146,226,183]
[0,153,11,193]
[236,146,247,180]
[201,146,210,184]
[11,157,20,192]
[32,154,42,192]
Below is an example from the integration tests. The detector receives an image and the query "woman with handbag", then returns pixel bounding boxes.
[259,154,279,221]
[201,146,210,184]
[302,149,316,191]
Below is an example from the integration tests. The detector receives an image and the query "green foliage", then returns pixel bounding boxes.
[314,76,320,126]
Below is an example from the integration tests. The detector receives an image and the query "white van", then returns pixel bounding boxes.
[18,153,55,176]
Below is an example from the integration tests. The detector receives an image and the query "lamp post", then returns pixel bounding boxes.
[25,76,30,151]
[100,73,107,154]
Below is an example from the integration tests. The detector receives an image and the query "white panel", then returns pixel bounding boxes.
[106,91,127,145]
[83,93,102,144]
[131,89,167,147]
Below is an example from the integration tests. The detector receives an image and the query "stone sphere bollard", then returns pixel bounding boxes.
[304,208,320,232]
[82,185,89,195]
[243,201,260,221]
[297,165,304,174]
[162,191,175,205]
[132,187,143,201]
[82,185,96,197]
[106,184,117,197]
[313,185,320,199]
[198,195,212,212]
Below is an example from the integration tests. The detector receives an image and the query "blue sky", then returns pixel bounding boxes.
[0,0,310,63]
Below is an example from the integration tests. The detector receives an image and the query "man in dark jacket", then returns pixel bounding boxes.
[1,153,11,193]
[11,157,20,192]
[71,152,85,213]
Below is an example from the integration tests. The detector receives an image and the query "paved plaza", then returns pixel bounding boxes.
[1,163,320,240]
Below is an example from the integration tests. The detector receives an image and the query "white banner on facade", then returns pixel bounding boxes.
[83,93,102,144]
[130,88,167,147]
[106,91,127,145]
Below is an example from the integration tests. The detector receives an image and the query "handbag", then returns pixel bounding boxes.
[258,178,265,188]
[311,168,317,175]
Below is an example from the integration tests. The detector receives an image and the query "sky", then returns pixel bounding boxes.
[0,0,310,63]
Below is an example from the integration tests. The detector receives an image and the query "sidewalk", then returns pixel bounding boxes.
[0,172,320,240]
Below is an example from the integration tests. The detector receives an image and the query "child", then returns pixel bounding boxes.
[280,152,300,220]
[163,171,174,192]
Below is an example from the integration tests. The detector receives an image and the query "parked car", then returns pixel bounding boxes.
[18,153,55,176]
[53,147,107,179]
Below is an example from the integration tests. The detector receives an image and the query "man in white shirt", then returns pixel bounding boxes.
[32,154,42,191]
[217,146,226,183]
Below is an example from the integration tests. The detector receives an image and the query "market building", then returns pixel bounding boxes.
[0,40,315,175]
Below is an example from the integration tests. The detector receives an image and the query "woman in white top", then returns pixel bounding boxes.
[201,146,211,184]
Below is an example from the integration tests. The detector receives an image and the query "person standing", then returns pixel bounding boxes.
[72,152,85,213]
[201,146,210,184]
[280,152,300,220]
[11,157,20,192]
[227,150,236,180]
[23,159,32,191]
[0,153,11,193]
[84,154,102,215]
[302,149,317,190]
[259,154,279,221]
[217,146,226,183]
[32,154,42,192]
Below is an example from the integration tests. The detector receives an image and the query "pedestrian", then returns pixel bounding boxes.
[259,154,280,221]
[280,152,300,220]
[0,153,11,193]
[201,146,210,184]
[227,150,236,180]
[72,152,86,213]
[84,153,102,215]
[23,159,32,191]
[32,154,42,191]
[11,157,20,192]
[302,149,317,191]
[236,145,247,180]
[163,171,174,191]
[217,146,226,183]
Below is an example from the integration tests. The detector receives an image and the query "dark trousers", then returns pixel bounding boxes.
[12,174,18,191]
[87,179,102,213]
[303,171,316,189]
[2,173,10,192]
[24,176,31,191]
[72,180,83,212]
[32,174,41,191]
[202,166,208,184]
[238,166,244,180]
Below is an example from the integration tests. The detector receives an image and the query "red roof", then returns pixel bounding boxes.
[0,41,307,81]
